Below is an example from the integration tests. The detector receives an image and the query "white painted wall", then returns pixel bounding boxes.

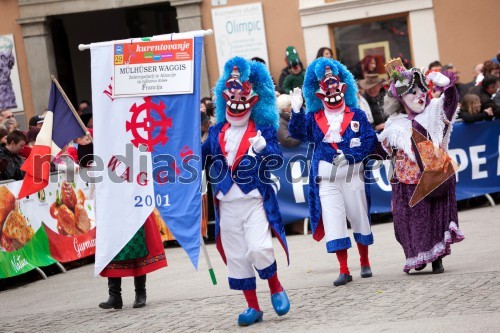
[300,0,434,27]
[299,0,325,9]
[299,0,440,69]
[302,25,331,65]
[409,9,440,69]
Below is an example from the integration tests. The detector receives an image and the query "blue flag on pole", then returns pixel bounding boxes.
[151,37,203,268]
[48,81,87,149]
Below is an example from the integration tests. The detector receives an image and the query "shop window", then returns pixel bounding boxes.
[333,16,412,80]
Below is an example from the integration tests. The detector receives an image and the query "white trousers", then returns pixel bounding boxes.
[318,162,372,245]
[219,197,276,280]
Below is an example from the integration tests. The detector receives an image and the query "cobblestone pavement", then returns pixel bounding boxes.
[2,206,500,332]
[2,270,500,332]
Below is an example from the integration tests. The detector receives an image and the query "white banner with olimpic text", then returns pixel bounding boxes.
[113,38,194,97]
[211,2,269,74]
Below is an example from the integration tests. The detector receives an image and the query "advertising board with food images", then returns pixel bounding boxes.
[0,172,95,278]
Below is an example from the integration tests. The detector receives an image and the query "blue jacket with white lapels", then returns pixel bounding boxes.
[288,106,377,244]
[202,120,289,264]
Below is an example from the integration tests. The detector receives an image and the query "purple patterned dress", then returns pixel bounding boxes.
[379,76,465,273]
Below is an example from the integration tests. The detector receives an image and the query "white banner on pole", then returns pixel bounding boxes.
[91,44,155,276]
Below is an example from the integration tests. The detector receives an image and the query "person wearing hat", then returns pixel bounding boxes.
[28,115,44,129]
[378,58,464,274]
[289,58,377,287]
[359,74,387,131]
[282,46,306,94]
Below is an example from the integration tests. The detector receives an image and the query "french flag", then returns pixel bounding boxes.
[18,81,86,199]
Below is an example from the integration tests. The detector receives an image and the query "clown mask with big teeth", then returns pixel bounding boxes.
[223,66,259,127]
[402,85,427,116]
[315,66,346,114]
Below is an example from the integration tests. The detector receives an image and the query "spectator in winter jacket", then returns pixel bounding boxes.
[276,94,301,148]
[458,94,494,123]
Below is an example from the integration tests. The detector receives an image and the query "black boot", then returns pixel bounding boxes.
[133,275,147,308]
[432,259,444,274]
[415,264,427,271]
[360,266,373,278]
[99,278,123,309]
[333,273,353,286]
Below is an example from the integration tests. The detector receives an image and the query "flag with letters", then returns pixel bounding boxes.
[90,36,203,275]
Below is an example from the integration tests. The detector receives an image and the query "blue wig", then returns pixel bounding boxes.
[214,56,278,129]
[302,58,358,113]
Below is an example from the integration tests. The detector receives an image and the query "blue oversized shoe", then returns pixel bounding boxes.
[271,290,290,316]
[238,308,263,326]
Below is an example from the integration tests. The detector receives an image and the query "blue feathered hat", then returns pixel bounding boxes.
[214,56,278,129]
[302,58,358,113]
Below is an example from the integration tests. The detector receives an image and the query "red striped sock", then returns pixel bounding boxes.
[243,289,260,311]
[336,249,350,275]
[357,243,370,267]
[267,273,284,295]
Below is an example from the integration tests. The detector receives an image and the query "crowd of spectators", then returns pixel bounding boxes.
[198,46,500,150]
[0,97,95,181]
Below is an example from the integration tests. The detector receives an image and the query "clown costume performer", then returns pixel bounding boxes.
[378,59,464,274]
[288,58,377,286]
[202,57,290,326]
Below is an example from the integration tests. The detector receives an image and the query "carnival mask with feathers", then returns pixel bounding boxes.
[385,58,430,114]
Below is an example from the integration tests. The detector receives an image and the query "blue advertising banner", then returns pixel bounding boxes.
[274,120,500,223]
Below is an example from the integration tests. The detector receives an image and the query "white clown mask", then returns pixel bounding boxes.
[402,85,427,114]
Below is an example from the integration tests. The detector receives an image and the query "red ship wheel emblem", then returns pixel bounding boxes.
[126,97,172,152]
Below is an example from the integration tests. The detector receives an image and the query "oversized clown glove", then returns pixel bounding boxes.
[426,71,450,87]
[249,130,267,153]
[290,87,303,113]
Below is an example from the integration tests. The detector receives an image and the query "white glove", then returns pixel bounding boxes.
[290,87,303,113]
[426,71,450,87]
[333,149,344,165]
[249,130,266,153]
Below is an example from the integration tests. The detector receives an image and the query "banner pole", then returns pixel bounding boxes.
[50,75,92,142]
[200,234,217,285]
[78,29,213,51]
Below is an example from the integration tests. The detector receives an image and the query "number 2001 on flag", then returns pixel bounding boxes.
[135,194,171,207]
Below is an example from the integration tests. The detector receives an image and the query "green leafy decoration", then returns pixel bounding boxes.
[55,190,62,206]
[390,70,404,83]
